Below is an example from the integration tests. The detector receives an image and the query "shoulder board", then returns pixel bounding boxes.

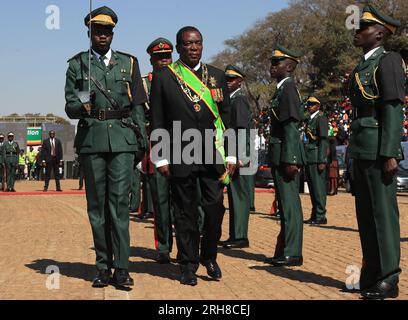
[67,51,87,63]
[115,51,137,60]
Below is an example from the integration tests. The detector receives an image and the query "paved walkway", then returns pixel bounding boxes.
[0,180,407,300]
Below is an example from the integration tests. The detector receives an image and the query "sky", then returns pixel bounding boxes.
[0,0,288,120]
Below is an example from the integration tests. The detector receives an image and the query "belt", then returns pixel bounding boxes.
[88,109,131,121]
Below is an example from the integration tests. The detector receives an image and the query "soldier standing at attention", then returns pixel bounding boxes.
[264,45,305,267]
[65,6,147,288]
[303,97,329,225]
[142,37,174,263]
[348,5,404,300]
[0,134,5,191]
[4,132,19,192]
[223,65,252,249]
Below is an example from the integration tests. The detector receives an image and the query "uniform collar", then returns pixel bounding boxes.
[230,88,242,99]
[277,77,290,89]
[179,59,201,71]
[92,48,113,64]
[310,110,320,120]
[364,47,381,61]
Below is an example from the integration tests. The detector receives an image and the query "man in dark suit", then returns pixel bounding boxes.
[150,26,236,286]
[41,130,63,192]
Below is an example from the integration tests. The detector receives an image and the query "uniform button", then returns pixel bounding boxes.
[108,108,111,111]
[106,72,110,75]
[108,89,111,93]
[109,124,113,128]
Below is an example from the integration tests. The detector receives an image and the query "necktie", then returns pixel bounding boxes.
[51,140,55,157]
[100,56,107,69]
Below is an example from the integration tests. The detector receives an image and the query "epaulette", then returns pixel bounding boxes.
[67,51,87,63]
[115,51,138,60]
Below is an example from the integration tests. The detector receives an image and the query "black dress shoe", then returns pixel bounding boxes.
[56,188,63,192]
[135,212,154,220]
[180,270,197,286]
[303,218,315,224]
[361,281,399,300]
[265,256,303,267]
[157,252,171,264]
[218,238,232,246]
[43,188,48,192]
[113,269,134,286]
[201,260,222,280]
[311,218,327,225]
[250,206,256,212]
[10,189,16,192]
[223,239,250,249]
[92,269,112,288]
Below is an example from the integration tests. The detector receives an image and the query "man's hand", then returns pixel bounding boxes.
[227,163,237,177]
[318,163,326,173]
[157,165,171,178]
[383,157,398,178]
[283,164,300,180]
[82,103,93,115]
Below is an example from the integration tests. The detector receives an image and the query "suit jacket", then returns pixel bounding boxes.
[150,63,232,178]
[41,138,63,163]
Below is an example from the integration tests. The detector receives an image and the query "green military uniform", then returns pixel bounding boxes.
[225,65,253,244]
[4,133,19,192]
[129,164,141,212]
[304,97,329,223]
[0,134,5,191]
[348,6,404,293]
[267,46,305,259]
[143,38,174,255]
[65,7,147,273]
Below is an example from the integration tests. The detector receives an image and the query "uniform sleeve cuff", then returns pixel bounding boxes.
[154,159,170,168]
[226,156,237,164]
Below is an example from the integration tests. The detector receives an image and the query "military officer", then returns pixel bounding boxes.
[65,6,147,288]
[303,97,329,225]
[142,37,174,263]
[348,5,404,299]
[0,134,5,191]
[223,65,253,249]
[4,133,19,192]
[265,45,305,267]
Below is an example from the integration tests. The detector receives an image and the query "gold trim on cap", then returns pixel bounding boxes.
[89,14,116,27]
[272,50,300,62]
[361,12,397,34]
[307,97,321,105]
[225,70,244,78]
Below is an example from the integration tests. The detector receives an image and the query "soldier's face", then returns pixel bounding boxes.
[90,24,114,54]
[8,136,13,141]
[151,53,173,71]
[353,23,383,48]
[270,59,287,79]
[308,104,320,114]
[226,77,242,93]
[177,31,203,68]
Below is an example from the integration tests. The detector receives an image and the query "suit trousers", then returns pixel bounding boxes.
[272,166,304,257]
[170,165,225,272]
[353,159,401,289]
[81,152,134,270]
[305,164,327,220]
[44,158,61,190]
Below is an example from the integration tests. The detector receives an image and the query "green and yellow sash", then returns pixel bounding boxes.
[168,60,230,185]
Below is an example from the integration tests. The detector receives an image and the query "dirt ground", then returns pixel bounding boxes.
[0,179,407,300]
